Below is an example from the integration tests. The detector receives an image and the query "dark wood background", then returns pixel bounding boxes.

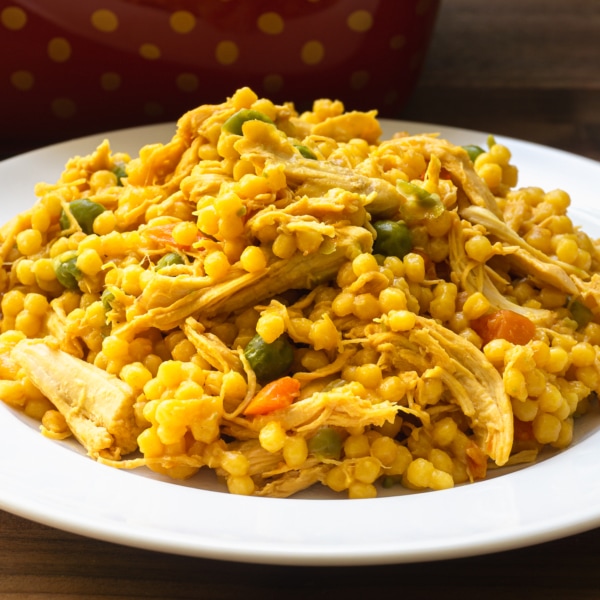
[3,0,600,597]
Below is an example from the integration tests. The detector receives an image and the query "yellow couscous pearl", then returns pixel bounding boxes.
[553,418,574,449]
[385,445,413,476]
[120,264,144,296]
[432,416,459,447]
[171,339,196,362]
[332,291,355,317]
[347,481,377,499]
[575,365,599,390]
[221,370,247,402]
[344,433,370,458]
[41,409,69,434]
[555,237,579,264]
[15,259,36,286]
[353,456,381,484]
[405,457,434,488]
[545,189,571,212]
[378,287,407,312]
[240,245,267,273]
[503,367,528,401]
[420,375,444,405]
[256,313,285,344]
[352,253,379,277]
[76,248,103,276]
[31,258,56,281]
[354,364,382,389]
[490,143,511,166]
[512,398,538,422]
[429,468,454,490]
[477,163,503,189]
[546,346,570,373]
[23,293,48,316]
[93,210,117,235]
[383,256,404,277]
[31,207,51,232]
[102,335,130,361]
[353,293,381,321]
[1,290,25,316]
[388,309,416,332]
[16,229,43,256]
[377,375,405,402]
[309,315,339,351]
[272,233,297,259]
[532,412,561,444]
[570,342,596,367]
[531,340,551,368]
[428,448,453,474]
[196,206,220,236]
[120,362,153,390]
[296,230,323,254]
[283,435,308,468]
[172,221,199,247]
[524,368,547,397]
[403,253,425,283]
[15,310,42,337]
[226,475,256,496]
[221,452,249,477]
[538,384,564,413]
[370,436,398,467]
[204,251,230,280]
[259,421,287,453]
[325,465,351,492]
[174,380,204,400]
[463,292,491,320]
[465,235,494,262]
[300,349,330,372]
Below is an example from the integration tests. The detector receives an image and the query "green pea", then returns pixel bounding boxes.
[570,299,593,329]
[112,162,128,185]
[54,255,81,290]
[156,252,185,270]
[462,145,485,163]
[294,144,317,160]
[60,198,106,235]
[372,220,412,259]
[396,180,444,219]
[101,289,115,311]
[307,427,343,460]
[244,333,295,385]
[222,109,274,136]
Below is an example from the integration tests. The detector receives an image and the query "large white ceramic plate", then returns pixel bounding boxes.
[1,120,600,566]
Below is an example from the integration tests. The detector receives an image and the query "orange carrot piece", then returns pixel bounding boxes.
[471,309,536,346]
[243,376,301,416]
[142,222,205,249]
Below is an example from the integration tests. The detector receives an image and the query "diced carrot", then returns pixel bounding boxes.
[471,309,536,346]
[142,222,206,250]
[243,376,301,416]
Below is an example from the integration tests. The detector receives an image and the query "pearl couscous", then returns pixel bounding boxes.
[1,87,599,498]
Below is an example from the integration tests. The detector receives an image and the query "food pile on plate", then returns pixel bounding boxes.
[1,87,599,498]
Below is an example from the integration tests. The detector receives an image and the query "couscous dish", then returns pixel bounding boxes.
[1,87,599,498]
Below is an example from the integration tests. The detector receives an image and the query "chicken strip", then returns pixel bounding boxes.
[11,339,143,459]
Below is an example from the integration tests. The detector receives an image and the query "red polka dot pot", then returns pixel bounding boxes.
[1,0,440,152]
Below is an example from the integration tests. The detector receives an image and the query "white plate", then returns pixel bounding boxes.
[1,120,600,566]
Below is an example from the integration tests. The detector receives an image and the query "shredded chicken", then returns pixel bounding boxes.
[11,339,142,459]
[2,87,598,499]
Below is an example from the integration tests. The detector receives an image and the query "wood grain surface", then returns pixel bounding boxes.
[2,1,600,597]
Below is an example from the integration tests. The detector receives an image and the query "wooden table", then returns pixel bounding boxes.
[3,0,600,597]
